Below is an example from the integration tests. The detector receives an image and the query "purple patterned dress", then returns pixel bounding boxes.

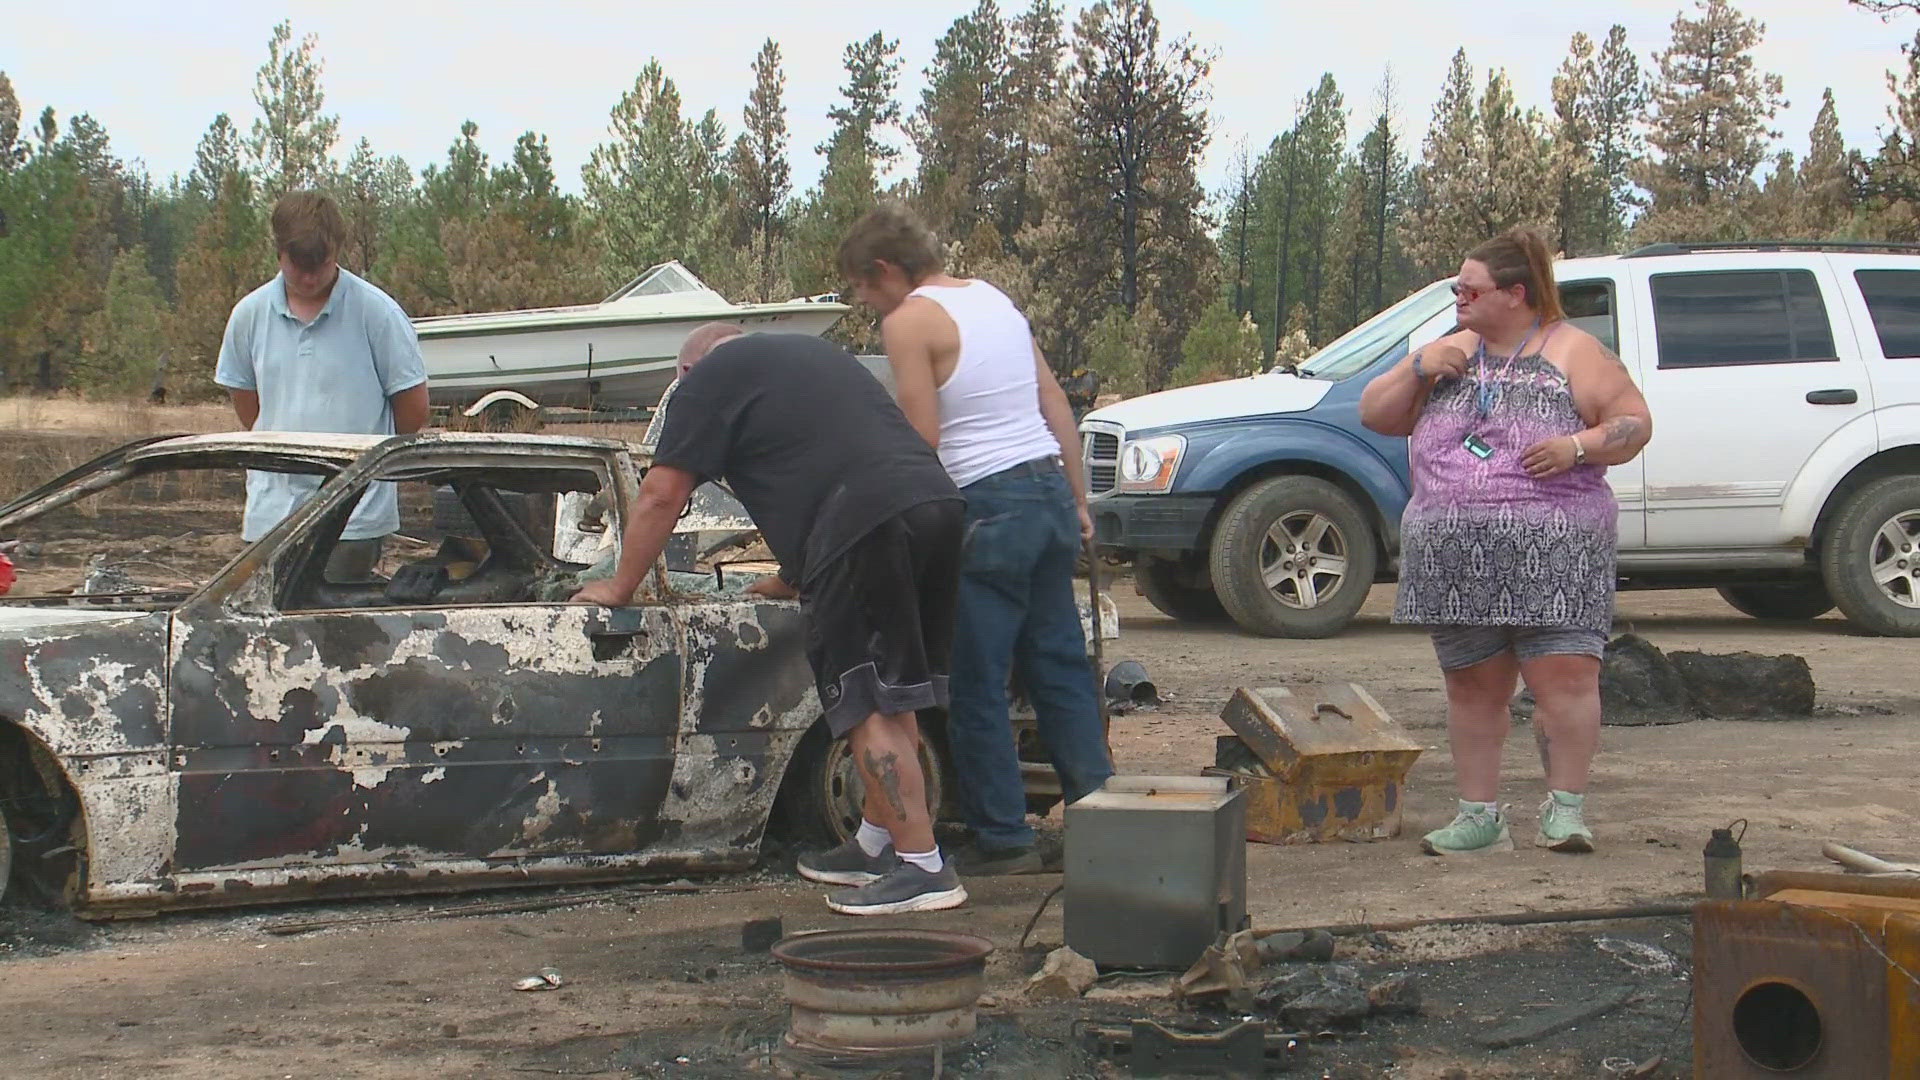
[1393,340,1618,633]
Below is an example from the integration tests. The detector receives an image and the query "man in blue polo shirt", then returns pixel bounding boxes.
[214,190,429,580]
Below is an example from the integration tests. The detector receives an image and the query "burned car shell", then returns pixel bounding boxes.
[0,431,822,916]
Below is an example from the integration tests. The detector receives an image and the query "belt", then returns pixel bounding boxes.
[976,455,1062,483]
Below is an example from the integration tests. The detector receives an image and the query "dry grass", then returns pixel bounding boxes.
[1,394,233,438]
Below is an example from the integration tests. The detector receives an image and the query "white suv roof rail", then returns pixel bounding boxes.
[1622,240,1920,258]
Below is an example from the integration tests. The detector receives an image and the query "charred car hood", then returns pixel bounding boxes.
[0,606,149,635]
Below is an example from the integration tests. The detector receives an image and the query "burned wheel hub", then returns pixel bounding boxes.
[771,928,993,1054]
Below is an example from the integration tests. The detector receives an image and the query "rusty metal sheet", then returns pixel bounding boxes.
[1693,895,1918,1079]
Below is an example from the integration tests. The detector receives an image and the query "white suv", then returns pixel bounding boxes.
[1081,241,1920,637]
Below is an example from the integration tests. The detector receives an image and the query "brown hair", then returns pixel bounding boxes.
[836,200,945,285]
[1466,227,1564,323]
[271,190,346,270]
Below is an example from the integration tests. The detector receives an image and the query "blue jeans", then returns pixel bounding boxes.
[948,459,1113,851]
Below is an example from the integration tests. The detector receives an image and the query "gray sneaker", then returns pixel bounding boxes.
[951,841,1045,876]
[826,862,968,916]
[797,838,897,886]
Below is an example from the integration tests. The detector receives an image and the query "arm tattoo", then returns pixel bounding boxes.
[1601,415,1643,449]
[863,749,908,821]
[1599,345,1628,371]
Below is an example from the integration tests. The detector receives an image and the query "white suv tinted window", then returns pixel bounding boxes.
[1651,269,1837,368]
[1856,269,1920,359]
[1560,280,1616,353]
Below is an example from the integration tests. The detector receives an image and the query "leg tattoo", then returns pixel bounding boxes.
[863,749,908,821]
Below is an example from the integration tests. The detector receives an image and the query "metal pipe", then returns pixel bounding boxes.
[1254,900,1698,939]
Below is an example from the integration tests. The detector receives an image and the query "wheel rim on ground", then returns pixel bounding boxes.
[1869,509,1920,609]
[1258,511,1349,609]
[820,738,943,845]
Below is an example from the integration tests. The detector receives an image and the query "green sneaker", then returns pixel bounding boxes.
[1536,790,1595,853]
[1421,802,1514,856]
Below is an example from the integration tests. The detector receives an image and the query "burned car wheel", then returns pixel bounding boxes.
[775,721,952,845]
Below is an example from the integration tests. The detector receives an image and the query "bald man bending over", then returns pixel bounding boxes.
[572,323,967,915]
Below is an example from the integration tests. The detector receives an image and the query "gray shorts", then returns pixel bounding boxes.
[1429,624,1607,672]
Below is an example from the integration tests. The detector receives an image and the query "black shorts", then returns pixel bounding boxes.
[802,499,963,738]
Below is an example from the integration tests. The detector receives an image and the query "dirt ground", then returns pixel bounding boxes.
[4,406,1919,1077]
[3,584,1916,1078]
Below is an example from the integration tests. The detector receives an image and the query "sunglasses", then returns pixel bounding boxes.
[1450,281,1509,303]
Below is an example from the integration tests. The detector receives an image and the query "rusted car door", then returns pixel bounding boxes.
[163,442,691,887]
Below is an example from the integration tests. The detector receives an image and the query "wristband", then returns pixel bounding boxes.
[1411,352,1425,379]
[1569,435,1586,465]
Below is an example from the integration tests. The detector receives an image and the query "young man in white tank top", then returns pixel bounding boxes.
[837,203,1114,874]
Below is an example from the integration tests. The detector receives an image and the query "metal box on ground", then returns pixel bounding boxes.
[1064,775,1246,971]
[1693,872,1920,1078]
[1206,684,1423,845]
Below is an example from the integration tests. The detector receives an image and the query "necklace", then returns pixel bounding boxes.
[1473,319,1541,419]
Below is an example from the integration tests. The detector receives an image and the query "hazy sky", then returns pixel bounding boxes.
[5,0,1914,200]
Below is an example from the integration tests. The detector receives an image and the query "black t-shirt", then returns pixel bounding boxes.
[650,333,960,585]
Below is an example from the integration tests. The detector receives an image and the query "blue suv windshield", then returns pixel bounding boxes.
[1297,281,1454,380]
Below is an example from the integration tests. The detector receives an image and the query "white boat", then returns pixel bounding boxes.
[412,261,850,411]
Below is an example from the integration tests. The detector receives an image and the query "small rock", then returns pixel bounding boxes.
[976,994,999,1009]
[442,1023,459,1038]
[1366,972,1422,1016]
[1025,946,1099,1000]
[1255,964,1370,1030]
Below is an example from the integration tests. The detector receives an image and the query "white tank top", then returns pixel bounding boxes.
[908,280,1062,488]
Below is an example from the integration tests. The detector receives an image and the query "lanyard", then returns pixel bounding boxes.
[1473,320,1540,419]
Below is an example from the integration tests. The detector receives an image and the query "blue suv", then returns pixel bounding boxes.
[1080,280,1459,637]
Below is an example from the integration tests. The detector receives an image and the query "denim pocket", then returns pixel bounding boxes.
[961,510,1033,582]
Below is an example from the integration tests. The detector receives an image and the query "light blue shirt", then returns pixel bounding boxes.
[215,268,428,541]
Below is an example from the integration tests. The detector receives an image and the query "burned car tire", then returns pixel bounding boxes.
[1821,474,1920,637]
[1717,582,1835,621]
[774,720,952,845]
[1209,475,1377,638]
[1135,556,1227,622]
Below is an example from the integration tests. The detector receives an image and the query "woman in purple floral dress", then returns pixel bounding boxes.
[1360,228,1652,857]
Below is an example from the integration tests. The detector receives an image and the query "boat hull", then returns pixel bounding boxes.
[415,306,847,410]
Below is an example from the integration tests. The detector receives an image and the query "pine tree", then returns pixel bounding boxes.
[0,72,24,172]
[81,245,169,394]
[1030,0,1214,386]
[581,61,717,284]
[1634,0,1786,241]
[730,39,792,302]
[1293,75,1346,342]
[1402,50,1478,278]
[1796,89,1858,236]
[822,32,903,172]
[1868,30,1920,237]
[1359,71,1412,312]
[912,0,1010,245]
[998,0,1067,246]
[171,166,271,396]
[249,20,340,200]
[188,114,246,204]
[1220,138,1255,317]
[1402,55,1557,276]
[1550,33,1606,256]
[1587,25,1648,251]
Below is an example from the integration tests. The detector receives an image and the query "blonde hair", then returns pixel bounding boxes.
[1466,227,1564,323]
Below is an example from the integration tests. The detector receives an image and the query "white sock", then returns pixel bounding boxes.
[855,819,892,858]
[1459,799,1500,819]
[899,848,943,873]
